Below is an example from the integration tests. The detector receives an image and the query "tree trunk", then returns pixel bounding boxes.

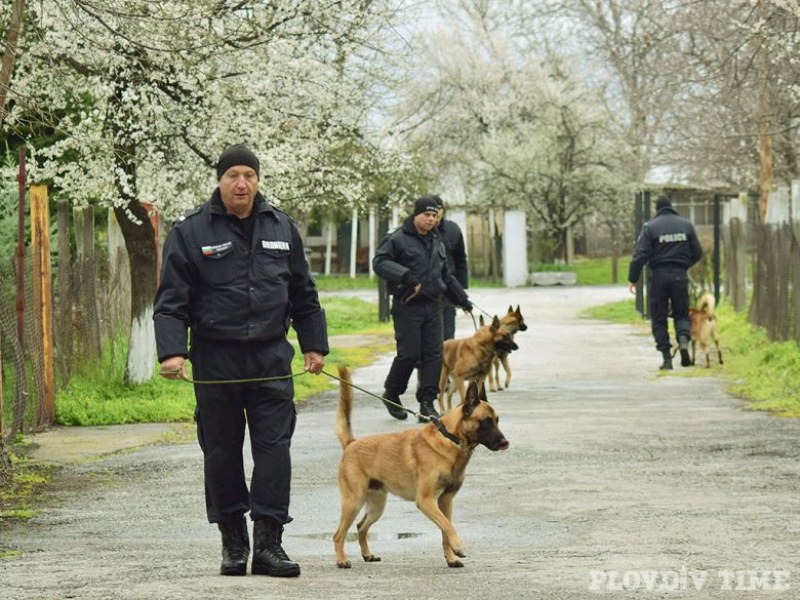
[756,0,772,224]
[0,0,26,121]
[113,202,158,385]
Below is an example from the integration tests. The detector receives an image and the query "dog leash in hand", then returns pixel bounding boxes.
[411,290,480,331]
[160,366,462,446]
[159,368,309,385]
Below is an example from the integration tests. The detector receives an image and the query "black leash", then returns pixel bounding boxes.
[161,366,462,445]
[320,369,461,446]
[405,290,481,332]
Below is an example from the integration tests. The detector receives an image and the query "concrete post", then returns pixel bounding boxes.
[502,210,528,287]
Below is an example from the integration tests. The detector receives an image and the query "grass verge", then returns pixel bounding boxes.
[533,255,631,285]
[585,298,800,417]
[53,296,392,426]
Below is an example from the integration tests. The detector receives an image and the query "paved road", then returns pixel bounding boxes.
[2,286,799,599]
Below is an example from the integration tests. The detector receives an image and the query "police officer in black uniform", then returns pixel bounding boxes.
[153,144,328,578]
[373,196,472,422]
[628,194,703,370]
[432,196,469,340]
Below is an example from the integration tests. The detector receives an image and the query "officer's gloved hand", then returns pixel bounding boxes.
[402,272,419,287]
[399,273,420,303]
[460,299,473,313]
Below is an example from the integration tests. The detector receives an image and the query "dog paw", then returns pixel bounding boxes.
[447,559,465,568]
[362,555,381,562]
[454,548,466,558]
[337,560,352,569]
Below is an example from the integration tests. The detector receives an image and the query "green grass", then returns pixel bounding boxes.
[531,255,631,285]
[314,274,378,291]
[53,296,392,426]
[585,296,643,324]
[0,461,51,523]
[585,298,800,417]
[318,295,387,335]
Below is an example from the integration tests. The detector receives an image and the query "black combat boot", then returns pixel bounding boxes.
[252,519,300,577]
[659,350,673,371]
[677,335,691,367]
[418,398,440,423]
[382,392,408,420]
[218,517,249,576]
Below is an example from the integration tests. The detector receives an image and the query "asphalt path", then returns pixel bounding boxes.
[2,286,799,599]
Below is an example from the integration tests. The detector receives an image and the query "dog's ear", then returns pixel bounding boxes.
[515,305,521,315]
[463,381,482,416]
[491,315,500,330]
[508,305,513,313]
[479,314,485,326]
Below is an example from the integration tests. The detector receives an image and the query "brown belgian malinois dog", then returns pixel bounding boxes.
[671,292,723,368]
[437,315,518,414]
[487,305,528,392]
[333,365,509,569]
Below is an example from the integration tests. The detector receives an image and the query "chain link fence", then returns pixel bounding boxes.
[1,207,129,441]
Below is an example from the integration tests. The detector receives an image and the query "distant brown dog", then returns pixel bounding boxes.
[333,365,509,569]
[437,315,518,414]
[672,292,723,367]
[487,305,527,392]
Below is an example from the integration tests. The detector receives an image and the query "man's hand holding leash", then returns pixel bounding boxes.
[304,351,325,374]
[159,356,188,380]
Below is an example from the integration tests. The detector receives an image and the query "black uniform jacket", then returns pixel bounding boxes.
[153,191,328,362]
[437,218,468,289]
[373,216,468,306]
[628,205,703,283]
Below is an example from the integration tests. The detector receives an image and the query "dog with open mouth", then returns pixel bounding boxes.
[332,365,509,569]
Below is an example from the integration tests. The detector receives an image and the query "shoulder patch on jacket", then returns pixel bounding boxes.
[174,206,202,224]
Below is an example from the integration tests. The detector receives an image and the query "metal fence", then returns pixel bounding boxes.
[1,206,128,441]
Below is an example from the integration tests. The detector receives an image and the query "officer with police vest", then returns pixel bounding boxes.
[373,196,472,422]
[154,144,328,578]
[628,194,703,370]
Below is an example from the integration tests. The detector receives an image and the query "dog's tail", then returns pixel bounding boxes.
[336,365,355,450]
[698,292,716,318]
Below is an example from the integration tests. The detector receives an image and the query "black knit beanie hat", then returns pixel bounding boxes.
[216,144,260,180]
[413,196,439,216]
[655,195,672,211]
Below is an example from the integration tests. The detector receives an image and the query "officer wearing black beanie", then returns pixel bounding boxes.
[628,194,703,370]
[373,196,472,422]
[154,143,328,578]
[216,144,260,180]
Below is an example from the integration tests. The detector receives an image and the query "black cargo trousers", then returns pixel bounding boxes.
[384,296,443,404]
[648,266,691,353]
[190,337,297,526]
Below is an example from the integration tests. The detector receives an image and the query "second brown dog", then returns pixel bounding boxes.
[487,305,527,392]
[437,315,518,414]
